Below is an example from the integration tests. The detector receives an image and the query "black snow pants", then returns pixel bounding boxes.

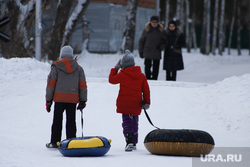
[144,59,160,80]
[166,71,177,81]
[50,102,77,144]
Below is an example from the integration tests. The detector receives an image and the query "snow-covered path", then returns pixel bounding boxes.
[0,50,250,167]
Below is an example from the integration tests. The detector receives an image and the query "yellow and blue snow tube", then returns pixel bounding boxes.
[144,129,214,157]
[58,136,111,157]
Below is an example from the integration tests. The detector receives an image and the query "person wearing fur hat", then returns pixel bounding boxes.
[163,20,185,81]
[109,50,150,151]
[139,15,166,80]
[45,45,87,148]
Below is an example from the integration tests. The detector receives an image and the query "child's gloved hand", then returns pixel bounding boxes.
[115,59,122,69]
[77,101,86,110]
[46,100,52,113]
[142,103,150,110]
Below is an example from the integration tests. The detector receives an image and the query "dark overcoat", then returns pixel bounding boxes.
[139,23,166,60]
[163,27,185,71]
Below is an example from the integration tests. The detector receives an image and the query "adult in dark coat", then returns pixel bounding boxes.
[163,20,185,81]
[139,15,166,80]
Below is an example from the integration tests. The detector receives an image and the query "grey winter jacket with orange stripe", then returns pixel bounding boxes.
[46,59,87,103]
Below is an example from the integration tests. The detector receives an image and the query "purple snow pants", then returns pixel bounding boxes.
[122,114,139,144]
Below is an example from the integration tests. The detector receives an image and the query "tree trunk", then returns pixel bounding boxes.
[176,0,184,29]
[212,0,219,55]
[48,0,73,61]
[0,1,35,58]
[165,0,170,29]
[62,0,90,46]
[176,0,181,21]
[200,0,207,54]
[237,0,242,56]
[185,0,190,52]
[0,0,89,60]
[180,0,185,30]
[191,1,197,51]
[205,0,211,55]
[249,31,250,56]
[120,0,139,52]
[218,0,225,55]
[81,15,90,53]
[227,0,237,55]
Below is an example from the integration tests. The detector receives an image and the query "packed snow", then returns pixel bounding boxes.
[0,49,250,167]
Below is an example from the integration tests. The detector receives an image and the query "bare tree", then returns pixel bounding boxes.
[200,0,210,55]
[237,0,242,55]
[48,0,73,61]
[218,0,225,55]
[180,0,185,30]
[248,17,250,55]
[165,0,170,29]
[62,0,90,46]
[205,0,211,55]
[185,0,190,52]
[0,0,90,60]
[248,0,250,55]
[81,15,90,53]
[200,0,206,54]
[176,0,184,29]
[0,0,35,58]
[228,0,237,55]
[190,1,197,51]
[47,0,90,60]
[244,0,250,55]
[176,0,181,21]
[212,0,219,55]
[120,0,139,52]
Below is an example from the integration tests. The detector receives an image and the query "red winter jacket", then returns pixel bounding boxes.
[109,66,150,116]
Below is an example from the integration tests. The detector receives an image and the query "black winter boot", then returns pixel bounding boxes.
[46,143,58,149]
[125,132,136,151]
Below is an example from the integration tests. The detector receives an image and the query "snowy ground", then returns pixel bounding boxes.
[0,49,250,167]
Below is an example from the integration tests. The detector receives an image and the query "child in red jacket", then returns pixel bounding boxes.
[109,50,150,151]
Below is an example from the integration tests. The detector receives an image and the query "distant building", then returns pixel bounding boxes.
[69,1,157,53]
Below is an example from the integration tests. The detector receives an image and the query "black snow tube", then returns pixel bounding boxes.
[144,129,215,157]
